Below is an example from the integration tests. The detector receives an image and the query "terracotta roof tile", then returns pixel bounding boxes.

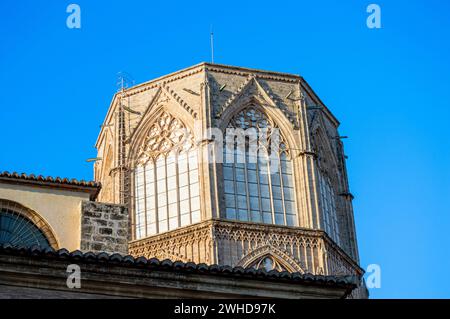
[0,171,101,200]
[0,171,100,188]
[0,244,358,290]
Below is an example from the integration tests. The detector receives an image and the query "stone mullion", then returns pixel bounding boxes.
[175,152,181,229]
[244,151,251,222]
[288,155,299,227]
[186,151,193,225]
[154,161,160,235]
[266,156,275,225]
[232,149,238,219]
[164,156,170,231]
[130,169,137,240]
[143,162,148,238]
[255,153,264,223]
[278,154,287,226]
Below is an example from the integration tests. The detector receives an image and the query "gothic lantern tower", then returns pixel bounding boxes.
[95,63,366,298]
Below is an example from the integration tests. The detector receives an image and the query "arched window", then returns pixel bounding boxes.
[0,210,51,248]
[222,106,297,226]
[318,173,340,244]
[134,112,200,239]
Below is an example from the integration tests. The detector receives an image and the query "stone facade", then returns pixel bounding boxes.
[81,201,129,255]
[94,63,366,298]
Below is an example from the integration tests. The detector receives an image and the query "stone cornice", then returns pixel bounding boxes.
[122,64,205,98]
[204,63,301,83]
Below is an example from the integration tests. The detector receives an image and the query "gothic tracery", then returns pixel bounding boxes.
[137,111,193,163]
[223,106,297,226]
[134,111,200,239]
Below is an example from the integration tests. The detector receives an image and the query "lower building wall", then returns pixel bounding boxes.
[0,249,354,299]
[0,285,119,299]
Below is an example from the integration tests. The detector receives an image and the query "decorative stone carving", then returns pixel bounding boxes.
[215,76,296,127]
[129,220,363,282]
[136,111,193,163]
[237,244,304,273]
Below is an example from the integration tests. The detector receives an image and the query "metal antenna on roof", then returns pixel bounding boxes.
[210,25,215,63]
[117,72,135,92]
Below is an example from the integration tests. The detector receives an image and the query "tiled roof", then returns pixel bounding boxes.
[0,171,100,188]
[0,244,357,289]
[0,171,100,200]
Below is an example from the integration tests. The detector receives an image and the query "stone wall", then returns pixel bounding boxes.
[95,64,361,267]
[80,201,129,255]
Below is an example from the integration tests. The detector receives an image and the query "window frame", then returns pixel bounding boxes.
[222,106,298,227]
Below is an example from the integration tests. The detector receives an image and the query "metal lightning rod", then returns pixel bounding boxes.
[210,25,214,63]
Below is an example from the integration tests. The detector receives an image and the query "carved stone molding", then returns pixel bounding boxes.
[129,219,363,279]
[163,85,198,119]
[205,65,300,83]
[215,76,297,128]
[122,66,204,98]
[236,244,305,273]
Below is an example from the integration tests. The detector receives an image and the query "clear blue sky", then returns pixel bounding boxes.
[1,0,449,298]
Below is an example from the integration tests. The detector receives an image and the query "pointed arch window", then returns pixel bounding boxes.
[222,106,297,226]
[318,173,340,245]
[134,112,200,239]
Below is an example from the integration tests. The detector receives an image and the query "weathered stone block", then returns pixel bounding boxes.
[81,201,129,255]
[94,219,108,226]
[99,228,113,235]
[83,210,102,218]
